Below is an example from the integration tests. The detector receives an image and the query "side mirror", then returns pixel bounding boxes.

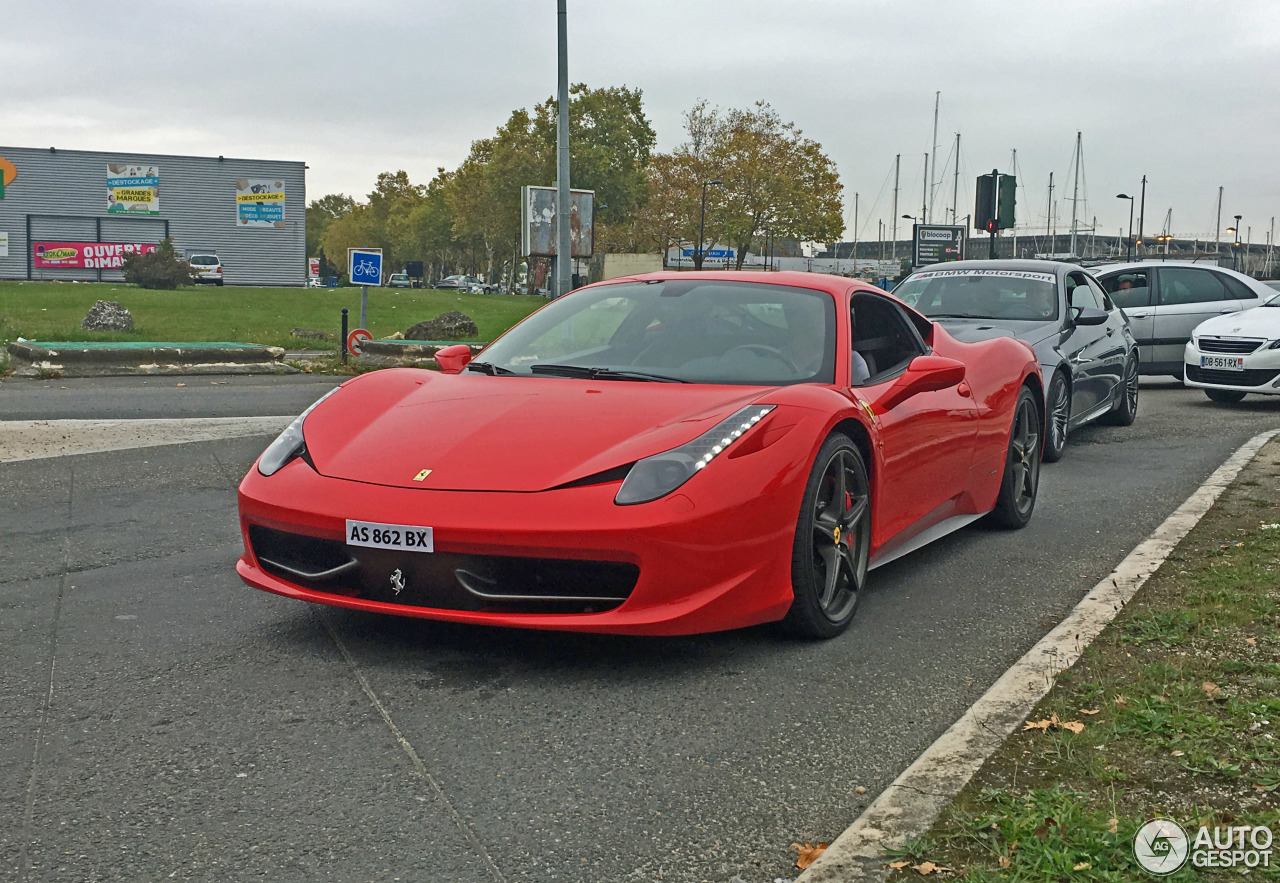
[877,354,966,410]
[434,344,473,374]
[1072,307,1110,326]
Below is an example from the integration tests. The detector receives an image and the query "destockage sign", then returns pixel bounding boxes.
[33,241,158,269]
[107,163,159,214]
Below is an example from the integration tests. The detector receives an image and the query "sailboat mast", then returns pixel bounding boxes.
[921,154,928,224]
[1010,148,1017,258]
[892,154,900,262]
[929,91,940,222]
[1069,132,1081,258]
[1215,186,1223,257]
[1047,172,1054,252]
[951,133,961,223]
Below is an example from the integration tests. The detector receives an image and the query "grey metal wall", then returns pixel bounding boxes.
[0,145,305,286]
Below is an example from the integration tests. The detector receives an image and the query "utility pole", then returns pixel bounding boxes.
[929,91,940,222]
[1046,172,1054,253]
[891,154,900,262]
[1137,174,1147,257]
[554,0,572,298]
[1215,186,1223,258]
[1010,148,1017,257]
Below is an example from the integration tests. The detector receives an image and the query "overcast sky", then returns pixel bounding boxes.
[8,1,1280,245]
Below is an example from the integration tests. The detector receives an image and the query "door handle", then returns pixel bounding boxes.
[1071,354,1094,365]
[1219,307,1234,314]
[1106,327,1115,336]
[1129,311,1150,319]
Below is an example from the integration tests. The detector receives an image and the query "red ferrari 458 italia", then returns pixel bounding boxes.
[237,271,1044,638]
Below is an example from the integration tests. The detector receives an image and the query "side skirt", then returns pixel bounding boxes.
[868,511,987,571]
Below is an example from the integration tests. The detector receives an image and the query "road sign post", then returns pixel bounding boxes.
[348,248,382,334]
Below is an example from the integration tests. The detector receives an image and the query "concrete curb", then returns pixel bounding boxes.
[0,416,296,462]
[799,428,1280,882]
[7,341,296,377]
[356,339,487,369]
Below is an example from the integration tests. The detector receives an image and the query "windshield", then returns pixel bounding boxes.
[895,269,1059,321]
[477,279,837,385]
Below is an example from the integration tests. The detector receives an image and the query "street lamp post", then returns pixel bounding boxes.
[1232,215,1243,271]
[696,179,722,270]
[1117,194,1135,261]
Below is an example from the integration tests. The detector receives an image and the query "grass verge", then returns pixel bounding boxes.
[887,440,1280,881]
[0,281,542,350]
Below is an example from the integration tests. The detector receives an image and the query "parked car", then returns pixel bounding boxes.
[1093,261,1274,376]
[436,274,493,292]
[895,259,1138,462]
[236,271,1043,639]
[386,273,412,288]
[1183,288,1280,402]
[188,253,223,286]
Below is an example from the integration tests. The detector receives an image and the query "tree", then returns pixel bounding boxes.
[121,238,198,289]
[636,100,844,270]
[306,193,356,258]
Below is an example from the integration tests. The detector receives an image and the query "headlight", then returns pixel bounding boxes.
[615,406,775,505]
[257,387,341,476]
[1268,339,1280,350]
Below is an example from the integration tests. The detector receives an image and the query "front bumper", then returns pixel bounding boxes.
[236,449,807,635]
[1183,341,1280,395]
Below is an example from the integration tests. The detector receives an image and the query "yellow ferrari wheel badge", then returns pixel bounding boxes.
[412,469,432,482]
[833,526,842,544]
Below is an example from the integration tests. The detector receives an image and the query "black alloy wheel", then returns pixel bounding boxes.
[989,386,1041,529]
[1043,371,1070,462]
[1205,388,1247,404]
[1101,353,1140,426]
[783,434,871,639]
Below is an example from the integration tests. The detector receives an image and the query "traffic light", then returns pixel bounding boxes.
[975,170,1016,231]
[975,174,996,231]
[997,174,1016,229]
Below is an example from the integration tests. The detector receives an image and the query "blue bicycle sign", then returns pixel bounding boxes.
[348,248,383,286]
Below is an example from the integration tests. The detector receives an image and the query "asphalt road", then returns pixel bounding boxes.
[3,376,1279,883]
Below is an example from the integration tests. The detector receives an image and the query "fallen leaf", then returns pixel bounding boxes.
[1060,721,1085,734]
[1246,637,1257,645]
[1108,818,1119,834]
[1171,749,1185,757]
[1074,861,1093,870]
[998,855,1012,868]
[1080,708,1100,715]
[1115,694,1128,708]
[176,382,186,387]
[911,861,951,875]
[1023,719,1052,732]
[1033,817,1060,838]
[888,860,910,869]
[792,842,828,870]
[1202,681,1224,700]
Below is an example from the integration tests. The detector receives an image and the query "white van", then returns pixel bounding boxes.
[189,253,224,286]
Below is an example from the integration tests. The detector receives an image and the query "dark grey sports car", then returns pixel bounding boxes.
[894,260,1139,462]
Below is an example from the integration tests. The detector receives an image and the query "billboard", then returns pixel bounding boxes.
[236,177,286,227]
[33,241,158,269]
[911,225,967,267]
[521,186,594,258]
[107,163,159,214]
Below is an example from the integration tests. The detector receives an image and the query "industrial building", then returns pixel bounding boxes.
[0,145,305,286]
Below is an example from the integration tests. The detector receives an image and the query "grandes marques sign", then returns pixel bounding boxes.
[33,241,158,269]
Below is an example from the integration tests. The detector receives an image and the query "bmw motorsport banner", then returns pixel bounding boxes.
[107,163,159,214]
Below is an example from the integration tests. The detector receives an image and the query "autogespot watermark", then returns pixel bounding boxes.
[1134,818,1275,875]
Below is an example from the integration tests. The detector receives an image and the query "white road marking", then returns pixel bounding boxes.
[0,417,294,463]
[800,428,1280,882]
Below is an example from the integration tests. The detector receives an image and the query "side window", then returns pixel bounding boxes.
[1157,268,1226,305]
[1100,270,1152,309]
[850,294,926,386]
[1084,275,1113,311]
[1067,273,1103,309]
[1221,274,1259,301]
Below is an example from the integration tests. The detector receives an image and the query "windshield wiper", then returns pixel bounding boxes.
[465,360,518,376]
[530,364,689,383]
[927,313,992,319]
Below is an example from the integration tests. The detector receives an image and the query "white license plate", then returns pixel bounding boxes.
[346,520,434,552]
[1201,354,1244,371]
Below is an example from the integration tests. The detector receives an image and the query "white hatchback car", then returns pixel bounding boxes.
[1184,291,1280,401]
[189,253,224,286]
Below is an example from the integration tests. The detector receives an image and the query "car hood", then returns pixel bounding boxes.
[1195,306,1280,340]
[932,317,1062,347]
[302,369,776,492]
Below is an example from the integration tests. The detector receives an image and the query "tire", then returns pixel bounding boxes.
[1205,388,1246,403]
[216,279,224,287]
[988,385,1041,529]
[1042,371,1070,462]
[782,434,871,640]
[1100,352,1139,426]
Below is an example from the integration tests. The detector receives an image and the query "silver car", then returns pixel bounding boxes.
[1093,261,1274,376]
